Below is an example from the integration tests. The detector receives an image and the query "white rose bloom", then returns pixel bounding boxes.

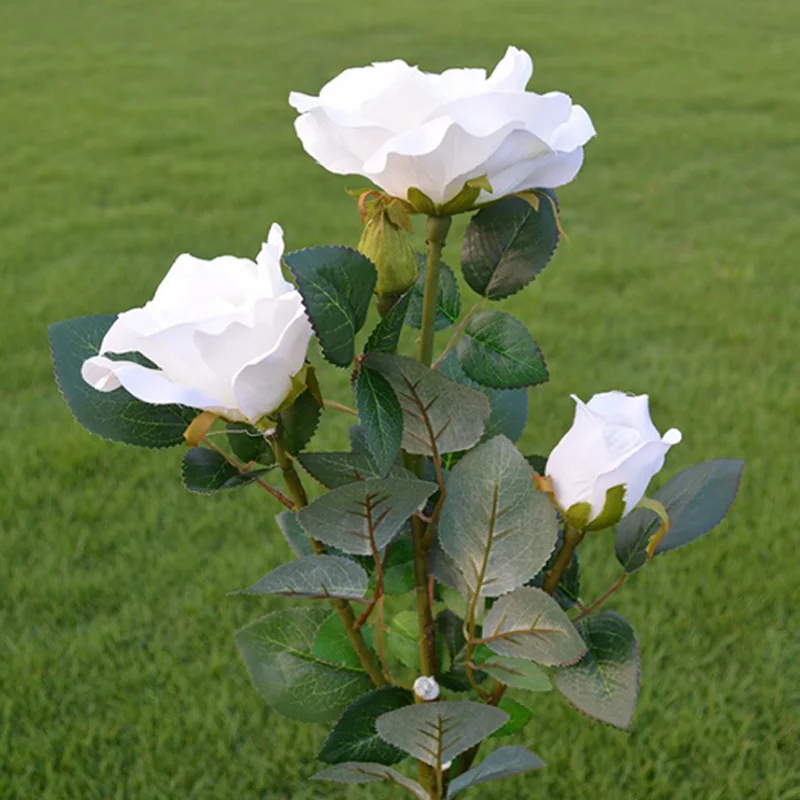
[289,46,595,207]
[81,224,312,425]
[546,392,682,524]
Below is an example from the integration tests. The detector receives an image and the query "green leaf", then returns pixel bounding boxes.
[233,555,368,601]
[181,448,271,493]
[364,354,490,455]
[312,612,375,669]
[406,255,461,331]
[456,310,548,389]
[376,701,508,767]
[284,246,377,367]
[446,746,546,799]
[490,697,533,738]
[275,510,314,557]
[461,194,560,300]
[48,315,198,448]
[226,422,274,465]
[382,537,416,595]
[297,477,437,555]
[616,459,745,573]
[312,763,428,799]
[235,607,372,722]
[319,687,415,766]
[438,436,559,598]
[555,610,640,730]
[365,291,412,354]
[478,656,551,692]
[482,586,587,666]
[354,367,403,476]
[525,454,548,476]
[349,425,372,456]
[297,451,414,489]
[277,386,321,454]
[387,610,420,670]
[438,353,527,443]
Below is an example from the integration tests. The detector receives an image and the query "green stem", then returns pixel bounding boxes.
[542,524,584,595]
[273,435,386,688]
[419,215,452,367]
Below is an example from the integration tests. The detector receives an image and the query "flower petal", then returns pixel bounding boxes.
[255,223,295,297]
[587,392,661,441]
[81,355,225,411]
[485,46,534,92]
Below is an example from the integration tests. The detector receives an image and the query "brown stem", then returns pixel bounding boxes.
[574,573,628,622]
[202,439,294,509]
[542,524,584,595]
[411,514,438,678]
[272,435,386,688]
[323,399,358,417]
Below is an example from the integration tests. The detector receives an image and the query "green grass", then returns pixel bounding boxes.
[2,0,799,797]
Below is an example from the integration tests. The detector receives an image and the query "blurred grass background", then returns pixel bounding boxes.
[1,0,798,797]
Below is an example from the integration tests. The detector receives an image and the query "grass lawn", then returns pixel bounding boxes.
[2,0,798,797]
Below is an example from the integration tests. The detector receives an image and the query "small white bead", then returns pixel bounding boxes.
[413,676,440,701]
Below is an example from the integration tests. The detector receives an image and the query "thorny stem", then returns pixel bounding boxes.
[542,524,585,595]
[574,572,628,622]
[431,298,486,371]
[272,434,386,688]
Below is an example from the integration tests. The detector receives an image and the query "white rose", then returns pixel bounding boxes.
[546,392,682,526]
[81,224,312,425]
[289,46,595,208]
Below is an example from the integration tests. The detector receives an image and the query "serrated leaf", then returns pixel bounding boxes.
[365,291,412,354]
[461,194,560,300]
[275,510,314,557]
[284,246,377,367]
[376,701,508,766]
[297,451,414,489]
[386,610,421,670]
[181,448,271,493]
[365,353,490,455]
[226,422,274,465]
[235,607,372,722]
[478,656,551,692]
[49,315,199,448]
[438,352,528,443]
[312,762,428,799]
[382,543,416,595]
[297,477,437,555]
[277,386,321,454]
[555,610,640,729]
[406,255,461,330]
[616,459,745,573]
[491,697,533,738]
[349,425,372,456]
[233,555,368,600]
[354,367,403,476]
[438,436,559,598]
[456,310,548,389]
[446,746,546,799]
[319,687,415,766]
[312,612,375,669]
[481,586,587,666]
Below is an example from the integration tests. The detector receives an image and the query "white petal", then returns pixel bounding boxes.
[485,46,534,92]
[231,307,312,423]
[364,117,521,205]
[520,147,585,191]
[587,392,661,442]
[663,428,682,445]
[545,395,615,511]
[255,223,294,297]
[82,355,225,411]
[549,103,596,152]
[591,438,675,519]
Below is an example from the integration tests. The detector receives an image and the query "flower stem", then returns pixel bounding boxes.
[272,435,386,688]
[542,524,584,595]
[431,298,485,371]
[574,572,628,622]
[419,215,452,367]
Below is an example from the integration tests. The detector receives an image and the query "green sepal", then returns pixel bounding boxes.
[564,502,592,531]
[439,175,493,216]
[358,200,419,296]
[406,187,438,216]
[584,484,627,531]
